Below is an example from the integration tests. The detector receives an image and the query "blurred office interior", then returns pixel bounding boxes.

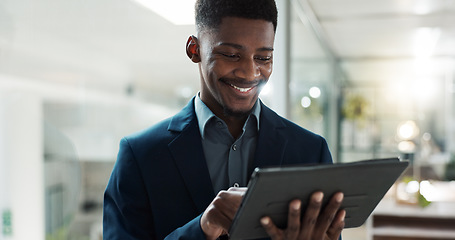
[1,0,455,239]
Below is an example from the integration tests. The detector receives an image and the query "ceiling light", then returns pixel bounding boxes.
[413,0,432,15]
[132,0,196,25]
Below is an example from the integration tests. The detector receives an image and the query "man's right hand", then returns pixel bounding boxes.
[201,187,247,240]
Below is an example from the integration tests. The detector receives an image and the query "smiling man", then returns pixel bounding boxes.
[189,16,274,139]
[103,0,345,239]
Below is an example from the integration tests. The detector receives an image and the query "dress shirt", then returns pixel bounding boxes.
[195,94,260,194]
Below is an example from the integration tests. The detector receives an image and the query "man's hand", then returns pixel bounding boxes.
[201,187,247,240]
[260,192,345,240]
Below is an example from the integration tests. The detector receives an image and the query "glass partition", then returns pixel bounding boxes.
[288,0,343,161]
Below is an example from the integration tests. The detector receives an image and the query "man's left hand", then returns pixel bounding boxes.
[260,192,345,240]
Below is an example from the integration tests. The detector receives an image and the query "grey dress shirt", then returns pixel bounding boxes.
[195,95,260,194]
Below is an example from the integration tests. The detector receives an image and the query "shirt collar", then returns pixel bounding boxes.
[194,93,261,139]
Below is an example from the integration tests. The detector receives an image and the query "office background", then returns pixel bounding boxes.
[1,0,454,239]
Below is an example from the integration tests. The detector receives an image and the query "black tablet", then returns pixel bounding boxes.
[228,158,409,240]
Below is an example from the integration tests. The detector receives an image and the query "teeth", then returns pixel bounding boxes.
[230,84,253,93]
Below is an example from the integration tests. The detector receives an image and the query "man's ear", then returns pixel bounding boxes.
[186,35,201,63]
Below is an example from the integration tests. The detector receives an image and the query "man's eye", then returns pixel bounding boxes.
[256,56,272,62]
[221,53,238,58]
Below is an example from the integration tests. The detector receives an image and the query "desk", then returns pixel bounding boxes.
[371,198,455,240]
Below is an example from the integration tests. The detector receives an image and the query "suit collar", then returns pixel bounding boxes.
[249,102,288,176]
[168,97,196,132]
[258,101,287,129]
[167,97,215,213]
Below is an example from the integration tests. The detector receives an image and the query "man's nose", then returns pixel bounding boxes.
[234,58,261,81]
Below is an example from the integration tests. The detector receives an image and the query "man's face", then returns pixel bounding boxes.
[195,17,275,118]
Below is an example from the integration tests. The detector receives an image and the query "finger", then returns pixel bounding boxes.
[215,191,244,221]
[203,190,245,231]
[261,216,283,240]
[299,191,323,239]
[201,204,230,239]
[202,199,232,232]
[227,187,248,192]
[326,209,346,240]
[285,199,301,239]
[313,192,343,239]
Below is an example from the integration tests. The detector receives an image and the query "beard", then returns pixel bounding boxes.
[222,105,255,119]
[215,77,267,118]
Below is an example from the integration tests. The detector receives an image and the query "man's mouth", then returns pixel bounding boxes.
[229,83,254,93]
[220,78,259,93]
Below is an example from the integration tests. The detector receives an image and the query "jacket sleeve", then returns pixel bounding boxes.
[164,215,207,240]
[103,138,207,240]
[103,137,156,239]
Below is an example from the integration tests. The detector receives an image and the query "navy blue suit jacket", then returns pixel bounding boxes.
[103,98,333,239]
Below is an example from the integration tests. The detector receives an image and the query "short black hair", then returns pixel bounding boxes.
[195,0,278,33]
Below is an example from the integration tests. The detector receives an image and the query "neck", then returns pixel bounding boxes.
[220,115,248,139]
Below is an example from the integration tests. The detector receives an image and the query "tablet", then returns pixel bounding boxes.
[228,158,409,240]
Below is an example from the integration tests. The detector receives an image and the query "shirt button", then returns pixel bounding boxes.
[232,144,237,151]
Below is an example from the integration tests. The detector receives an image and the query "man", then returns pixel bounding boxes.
[103,0,345,239]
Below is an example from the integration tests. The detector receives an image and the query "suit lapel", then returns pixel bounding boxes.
[168,98,215,213]
[249,103,288,177]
